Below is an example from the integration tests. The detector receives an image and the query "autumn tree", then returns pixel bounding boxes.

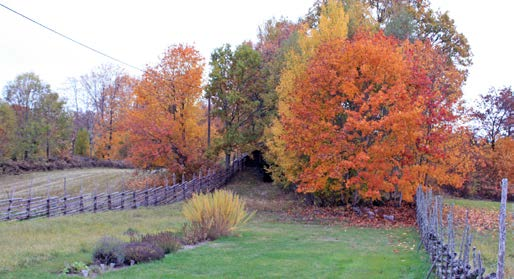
[125,44,205,173]
[266,0,349,187]
[80,65,134,159]
[268,0,471,203]
[305,0,471,68]
[206,43,271,168]
[468,87,514,199]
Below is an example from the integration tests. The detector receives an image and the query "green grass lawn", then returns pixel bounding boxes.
[0,208,429,279]
[0,169,431,279]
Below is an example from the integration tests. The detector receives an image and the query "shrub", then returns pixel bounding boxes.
[182,190,253,242]
[123,242,165,264]
[140,231,182,253]
[182,221,210,245]
[63,261,88,274]
[92,236,125,266]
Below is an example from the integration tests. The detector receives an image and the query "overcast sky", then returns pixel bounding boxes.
[0,0,512,104]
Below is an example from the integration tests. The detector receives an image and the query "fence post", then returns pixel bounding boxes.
[121,191,125,210]
[93,189,97,213]
[199,170,203,193]
[26,182,33,219]
[145,182,149,207]
[63,178,67,215]
[182,174,186,200]
[192,173,197,193]
[108,193,112,210]
[132,191,137,209]
[497,178,508,279]
[79,185,84,213]
[164,178,169,204]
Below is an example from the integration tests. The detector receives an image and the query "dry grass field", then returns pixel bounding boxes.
[0,168,134,199]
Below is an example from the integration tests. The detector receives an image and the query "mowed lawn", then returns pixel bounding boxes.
[0,168,134,199]
[0,169,430,279]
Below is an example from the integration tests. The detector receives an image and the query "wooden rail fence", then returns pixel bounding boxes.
[0,157,245,221]
[416,179,509,279]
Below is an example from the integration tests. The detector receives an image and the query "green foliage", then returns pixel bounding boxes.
[206,43,271,167]
[182,190,253,243]
[63,261,88,274]
[34,92,72,159]
[0,102,17,160]
[92,236,125,266]
[74,128,90,156]
[139,231,182,254]
[122,242,165,264]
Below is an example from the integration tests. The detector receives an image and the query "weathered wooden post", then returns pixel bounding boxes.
[79,184,84,213]
[144,182,149,207]
[132,191,137,209]
[93,188,97,213]
[182,174,186,200]
[107,193,112,210]
[46,185,51,218]
[164,177,169,203]
[192,173,197,193]
[120,191,125,210]
[26,181,33,219]
[63,177,67,215]
[199,170,203,193]
[497,178,508,279]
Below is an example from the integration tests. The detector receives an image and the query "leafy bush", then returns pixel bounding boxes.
[92,236,125,266]
[123,242,165,264]
[182,190,253,242]
[140,231,182,253]
[63,261,88,274]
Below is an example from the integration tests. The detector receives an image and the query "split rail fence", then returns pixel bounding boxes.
[0,157,245,221]
[416,179,509,279]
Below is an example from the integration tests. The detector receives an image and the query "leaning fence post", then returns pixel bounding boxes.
[497,178,508,279]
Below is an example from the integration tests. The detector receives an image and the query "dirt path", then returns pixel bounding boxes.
[0,168,134,199]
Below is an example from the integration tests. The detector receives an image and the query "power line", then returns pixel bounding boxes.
[0,2,144,72]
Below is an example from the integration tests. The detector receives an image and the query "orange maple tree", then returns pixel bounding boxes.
[278,30,470,202]
[124,44,206,173]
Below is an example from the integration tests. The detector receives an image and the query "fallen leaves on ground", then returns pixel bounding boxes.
[285,203,417,228]
[443,205,513,232]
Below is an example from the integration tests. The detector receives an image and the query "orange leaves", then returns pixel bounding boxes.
[124,45,206,174]
[273,24,469,202]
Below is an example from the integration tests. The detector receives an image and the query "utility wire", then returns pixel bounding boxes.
[0,2,144,72]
